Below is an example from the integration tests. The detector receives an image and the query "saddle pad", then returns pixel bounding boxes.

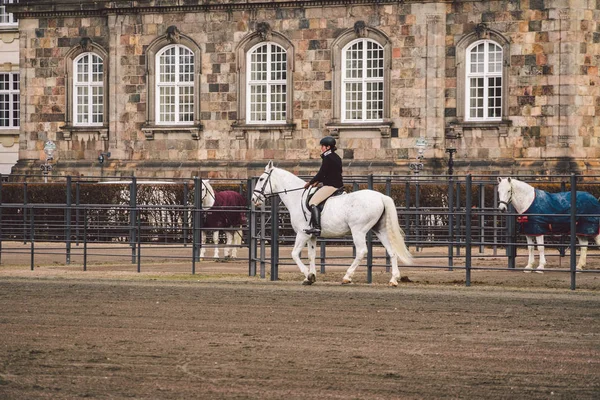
[521,189,600,236]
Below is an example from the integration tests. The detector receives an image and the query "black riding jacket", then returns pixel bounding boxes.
[309,149,343,188]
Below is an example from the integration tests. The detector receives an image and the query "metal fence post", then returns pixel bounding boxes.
[75,181,80,246]
[130,176,137,264]
[30,207,34,270]
[570,173,577,290]
[260,202,266,279]
[183,182,189,246]
[465,175,472,287]
[247,178,257,276]
[366,174,374,283]
[385,178,392,272]
[270,199,279,281]
[448,175,454,270]
[507,203,517,269]
[66,175,72,264]
[193,177,202,263]
[83,207,88,271]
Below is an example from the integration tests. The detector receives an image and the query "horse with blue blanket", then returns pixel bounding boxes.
[497,177,600,272]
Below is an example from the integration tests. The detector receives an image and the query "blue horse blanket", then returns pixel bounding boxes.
[520,189,600,236]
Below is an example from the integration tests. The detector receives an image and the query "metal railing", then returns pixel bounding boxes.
[2,173,600,290]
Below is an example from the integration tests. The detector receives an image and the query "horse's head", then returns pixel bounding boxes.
[252,161,275,206]
[201,179,216,209]
[497,177,512,212]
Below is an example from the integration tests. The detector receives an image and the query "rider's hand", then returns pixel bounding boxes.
[304,182,311,189]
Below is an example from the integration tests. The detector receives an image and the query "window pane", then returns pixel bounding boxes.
[345,42,363,79]
[250,84,267,122]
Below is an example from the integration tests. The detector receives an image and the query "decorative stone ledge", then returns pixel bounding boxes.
[60,125,109,141]
[141,124,203,140]
[325,121,393,138]
[230,123,296,140]
[448,120,512,138]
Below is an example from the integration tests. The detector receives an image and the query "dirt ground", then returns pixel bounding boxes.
[1,242,599,399]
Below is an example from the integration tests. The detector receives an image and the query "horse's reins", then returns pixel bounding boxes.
[253,169,311,221]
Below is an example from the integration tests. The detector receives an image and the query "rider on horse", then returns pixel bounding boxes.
[303,136,343,236]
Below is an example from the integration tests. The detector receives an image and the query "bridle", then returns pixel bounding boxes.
[498,183,513,209]
[201,179,216,204]
[252,169,307,200]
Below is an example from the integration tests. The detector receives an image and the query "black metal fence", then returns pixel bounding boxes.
[1,172,600,290]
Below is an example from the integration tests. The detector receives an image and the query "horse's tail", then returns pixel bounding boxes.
[382,195,413,265]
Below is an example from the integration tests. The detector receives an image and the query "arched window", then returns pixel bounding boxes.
[328,24,392,137]
[465,40,503,121]
[341,39,384,122]
[246,42,287,124]
[143,28,202,140]
[155,44,195,125]
[62,40,109,141]
[73,53,104,126]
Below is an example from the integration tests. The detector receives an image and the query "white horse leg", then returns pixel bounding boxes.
[290,234,311,283]
[342,231,369,285]
[524,235,535,272]
[200,231,206,259]
[374,230,401,287]
[224,231,233,258]
[576,237,588,271]
[535,235,546,273]
[212,231,220,258]
[230,228,242,259]
[306,236,318,282]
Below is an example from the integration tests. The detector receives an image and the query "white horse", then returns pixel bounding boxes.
[251,161,412,286]
[199,180,245,260]
[497,177,600,272]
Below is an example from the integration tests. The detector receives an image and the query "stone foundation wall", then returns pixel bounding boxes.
[9,0,600,179]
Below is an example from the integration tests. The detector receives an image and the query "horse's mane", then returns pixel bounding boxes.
[273,167,306,186]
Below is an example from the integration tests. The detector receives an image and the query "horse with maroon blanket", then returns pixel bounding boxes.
[200,180,247,259]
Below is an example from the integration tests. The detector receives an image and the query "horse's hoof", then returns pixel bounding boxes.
[535,270,544,274]
[341,279,352,285]
[308,273,316,283]
[388,281,398,287]
[302,279,313,286]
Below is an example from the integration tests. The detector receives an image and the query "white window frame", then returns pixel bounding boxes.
[155,44,195,126]
[465,40,503,122]
[245,42,287,124]
[73,53,104,127]
[0,72,19,129]
[341,38,385,123]
[0,0,18,27]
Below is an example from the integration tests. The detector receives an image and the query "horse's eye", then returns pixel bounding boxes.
[258,177,263,182]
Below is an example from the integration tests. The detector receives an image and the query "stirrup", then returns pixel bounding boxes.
[304,227,321,236]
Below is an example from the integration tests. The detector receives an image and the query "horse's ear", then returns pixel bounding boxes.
[265,160,274,171]
[507,177,512,183]
[497,177,502,183]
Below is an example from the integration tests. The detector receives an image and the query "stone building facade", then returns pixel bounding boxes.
[8,0,600,179]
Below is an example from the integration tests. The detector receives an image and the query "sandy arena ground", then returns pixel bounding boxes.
[1,241,599,399]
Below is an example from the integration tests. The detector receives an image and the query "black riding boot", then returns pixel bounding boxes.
[304,206,321,236]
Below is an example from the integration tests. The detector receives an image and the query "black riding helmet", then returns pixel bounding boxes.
[319,136,337,151]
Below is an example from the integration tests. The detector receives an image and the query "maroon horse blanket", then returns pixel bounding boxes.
[203,191,247,228]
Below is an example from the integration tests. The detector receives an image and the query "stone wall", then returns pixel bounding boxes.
[9,0,600,179]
